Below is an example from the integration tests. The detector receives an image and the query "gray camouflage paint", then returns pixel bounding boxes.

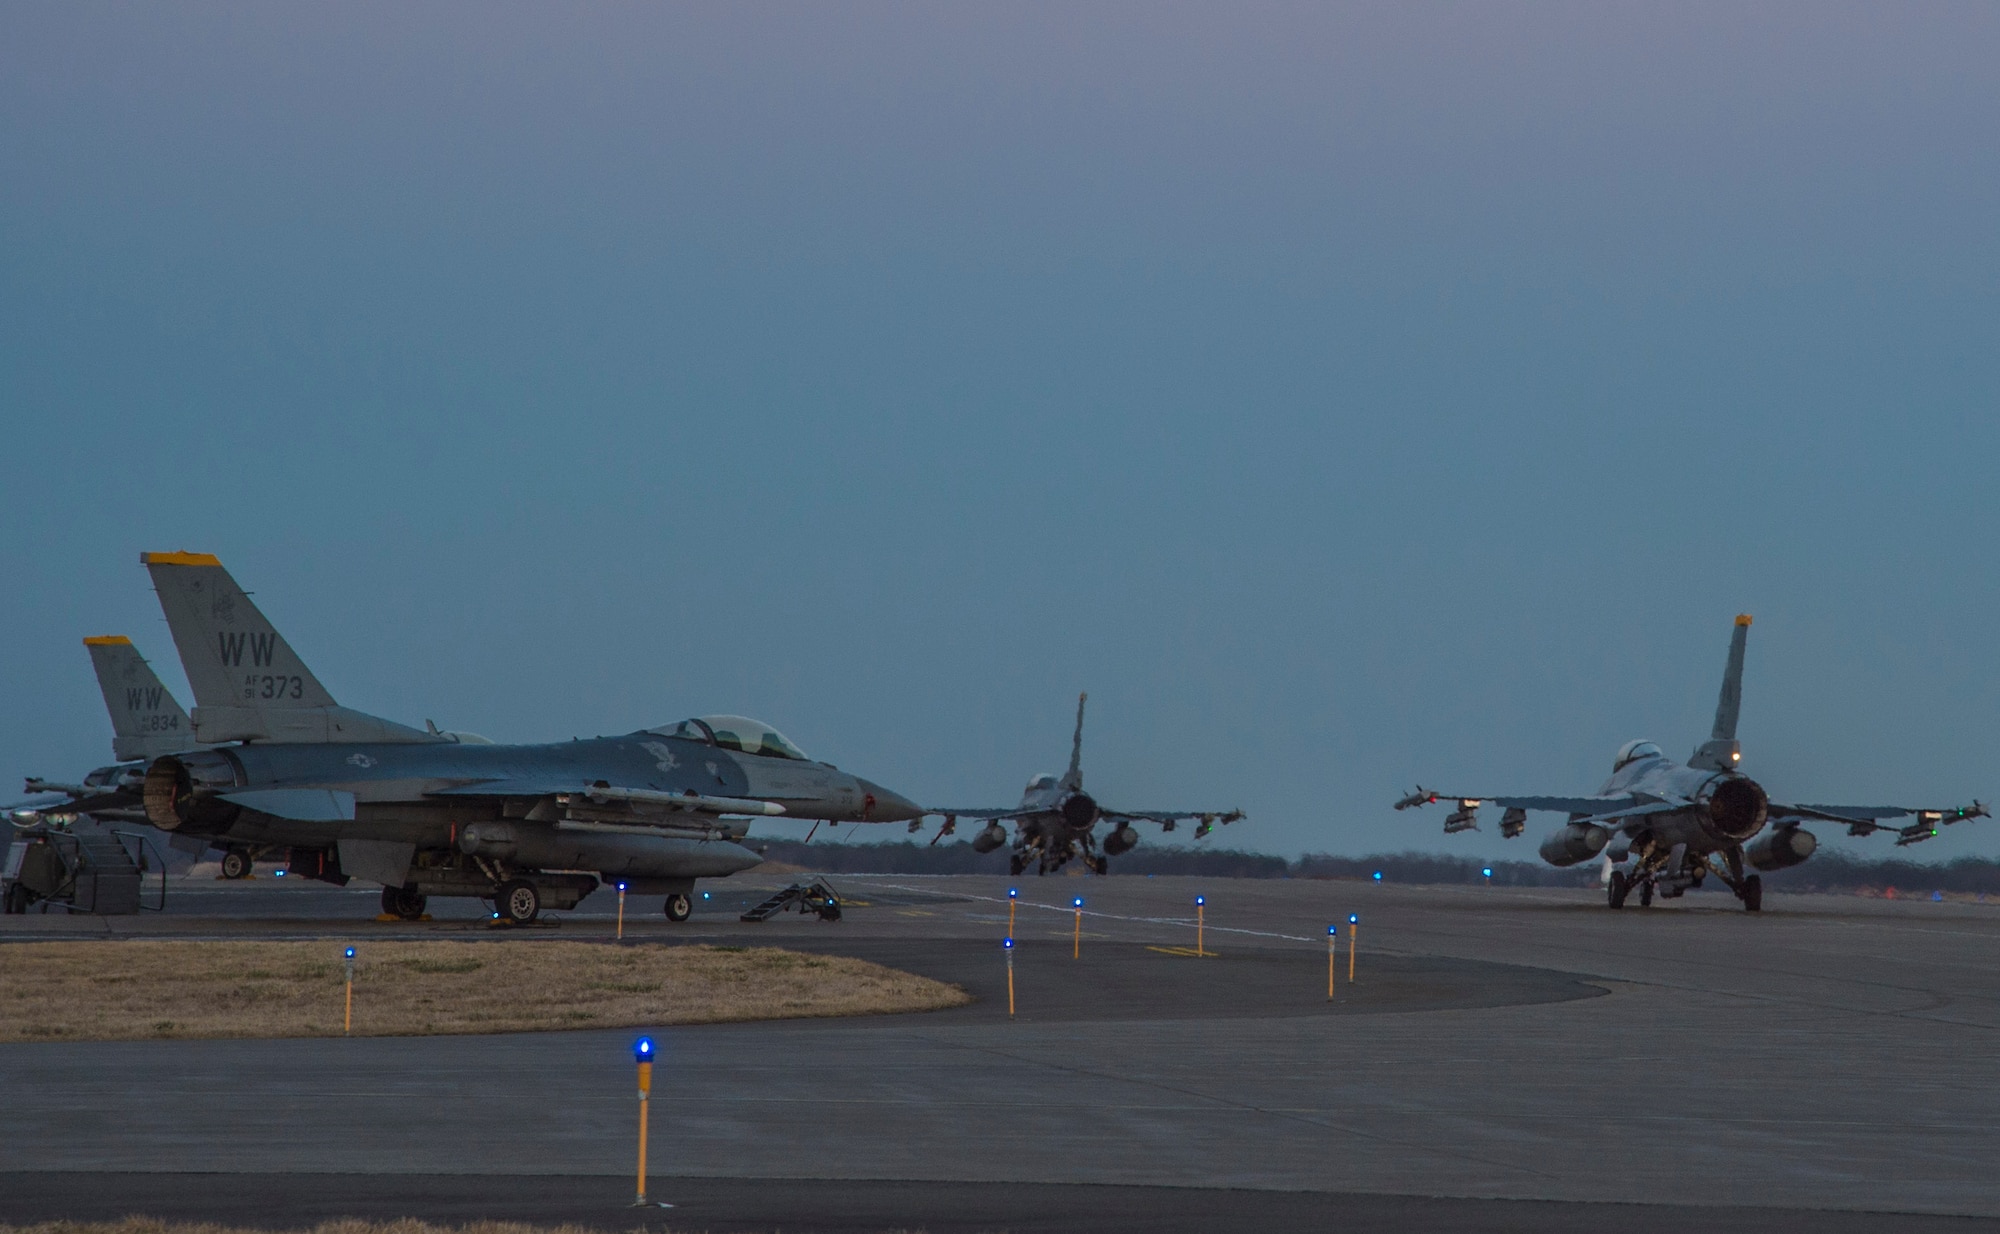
[1395,616,1986,910]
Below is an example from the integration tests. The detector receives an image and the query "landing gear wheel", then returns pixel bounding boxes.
[1639,879,1654,908]
[220,848,254,880]
[381,885,427,921]
[1087,854,1108,875]
[495,879,540,924]
[1607,870,1629,909]
[3,882,28,914]
[1740,874,1763,913]
[663,893,692,922]
[1008,853,1026,876]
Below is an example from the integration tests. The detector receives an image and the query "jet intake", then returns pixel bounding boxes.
[1102,823,1138,856]
[1746,824,1816,872]
[971,822,1008,853]
[1538,822,1610,867]
[1060,792,1099,829]
[1706,777,1769,842]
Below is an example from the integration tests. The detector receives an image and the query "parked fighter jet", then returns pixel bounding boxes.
[924,693,1244,875]
[1395,615,1986,911]
[13,637,208,838]
[51,552,921,923]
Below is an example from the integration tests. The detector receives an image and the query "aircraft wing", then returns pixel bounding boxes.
[1394,789,1651,816]
[426,779,788,817]
[1100,809,1245,826]
[922,807,1039,821]
[1560,801,1689,829]
[1774,800,1988,844]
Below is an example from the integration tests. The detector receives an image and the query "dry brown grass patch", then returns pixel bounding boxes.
[0,1224,936,1234]
[0,940,968,1041]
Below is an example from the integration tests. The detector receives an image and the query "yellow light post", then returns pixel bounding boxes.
[633,1036,657,1207]
[1195,895,1207,956]
[1072,896,1084,959]
[616,881,627,941]
[1008,886,1018,936]
[343,947,355,1034]
[1327,924,1337,999]
[1347,914,1359,984]
[1004,937,1016,1017]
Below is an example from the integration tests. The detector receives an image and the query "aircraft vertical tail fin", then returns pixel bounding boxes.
[141,552,435,745]
[1063,692,1087,789]
[84,636,196,762]
[1690,614,1751,771]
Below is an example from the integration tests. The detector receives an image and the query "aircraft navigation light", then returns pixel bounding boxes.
[1732,752,1741,761]
[633,1036,654,1061]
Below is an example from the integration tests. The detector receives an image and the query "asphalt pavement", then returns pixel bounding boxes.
[6,871,2000,1231]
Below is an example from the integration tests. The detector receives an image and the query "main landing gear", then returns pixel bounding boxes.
[220,847,255,880]
[1608,850,1763,912]
[495,879,541,925]
[381,885,428,921]
[664,893,692,922]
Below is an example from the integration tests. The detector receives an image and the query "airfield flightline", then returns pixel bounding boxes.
[12,872,2000,1229]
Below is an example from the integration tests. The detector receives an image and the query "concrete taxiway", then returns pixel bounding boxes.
[5,871,2000,1231]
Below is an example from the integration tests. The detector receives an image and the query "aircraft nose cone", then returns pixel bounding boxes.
[857,779,923,822]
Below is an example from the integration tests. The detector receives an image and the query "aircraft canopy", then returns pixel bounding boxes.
[648,715,812,762]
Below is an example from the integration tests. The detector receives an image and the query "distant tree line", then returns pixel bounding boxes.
[754,839,2000,894]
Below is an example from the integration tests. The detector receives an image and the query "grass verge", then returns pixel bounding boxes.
[0,940,969,1041]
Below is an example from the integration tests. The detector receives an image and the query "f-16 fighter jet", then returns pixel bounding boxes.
[1395,615,1985,911]
[52,552,921,923]
[925,693,1244,875]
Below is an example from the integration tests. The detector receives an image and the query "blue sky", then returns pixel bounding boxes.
[4,3,1997,861]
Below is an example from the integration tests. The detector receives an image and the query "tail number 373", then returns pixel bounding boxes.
[243,675,304,700]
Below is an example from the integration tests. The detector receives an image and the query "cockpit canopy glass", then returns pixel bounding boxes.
[647,716,812,762]
[1613,740,1664,771]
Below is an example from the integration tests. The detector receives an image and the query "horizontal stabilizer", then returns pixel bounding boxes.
[219,788,357,821]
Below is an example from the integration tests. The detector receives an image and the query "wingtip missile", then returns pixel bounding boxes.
[1393,787,1438,811]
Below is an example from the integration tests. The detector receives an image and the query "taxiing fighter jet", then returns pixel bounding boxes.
[924,693,1243,875]
[48,552,921,923]
[1395,615,1985,911]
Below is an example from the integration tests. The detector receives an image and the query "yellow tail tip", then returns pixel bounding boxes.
[82,635,133,646]
[141,551,222,567]
[1735,613,1753,626]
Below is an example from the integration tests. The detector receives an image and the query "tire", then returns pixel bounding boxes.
[663,893,692,922]
[1008,853,1026,876]
[3,882,28,915]
[220,848,254,880]
[496,879,541,924]
[1607,870,1629,909]
[1741,874,1763,913]
[381,885,427,921]
[1639,880,1654,908]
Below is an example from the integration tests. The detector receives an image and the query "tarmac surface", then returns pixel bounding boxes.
[6,869,2000,1231]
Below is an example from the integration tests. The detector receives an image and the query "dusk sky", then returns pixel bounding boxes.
[5,3,1997,861]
